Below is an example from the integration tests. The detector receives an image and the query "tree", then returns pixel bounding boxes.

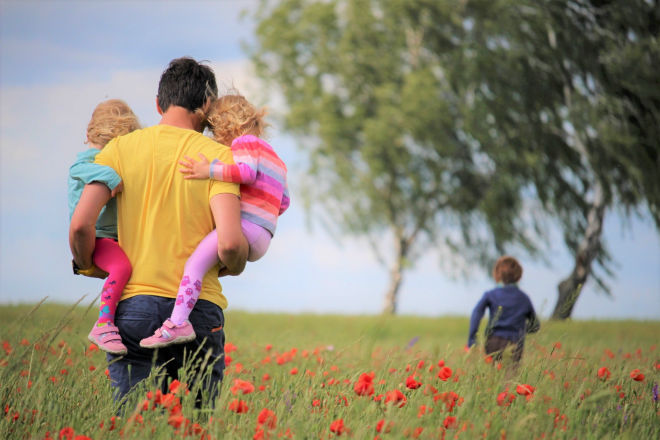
[549,0,660,319]
[432,0,659,319]
[249,0,660,316]
[249,0,537,314]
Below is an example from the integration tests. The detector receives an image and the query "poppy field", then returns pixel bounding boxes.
[1,302,658,439]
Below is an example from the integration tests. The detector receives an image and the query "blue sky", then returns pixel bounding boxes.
[1,1,658,320]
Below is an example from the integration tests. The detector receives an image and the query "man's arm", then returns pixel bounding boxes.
[210,193,248,276]
[69,182,111,269]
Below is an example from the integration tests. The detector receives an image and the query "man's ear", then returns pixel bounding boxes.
[156,97,163,115]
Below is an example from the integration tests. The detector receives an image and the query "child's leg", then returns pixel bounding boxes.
[241,219,272,262]
[170,230,220,325]
[93,238,132,326]
[88,238,131,355]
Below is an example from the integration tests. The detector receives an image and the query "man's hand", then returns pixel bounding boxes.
[179,154,211,179]
[110,181,124,198]
[73,261,109,279]
[218,261,243,277]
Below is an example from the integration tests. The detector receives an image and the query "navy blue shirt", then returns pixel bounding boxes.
[467,285,539,347]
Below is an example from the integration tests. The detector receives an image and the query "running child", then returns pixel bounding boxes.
[140,92,290,348]
[68,99,140,355]
[467,256,540,364]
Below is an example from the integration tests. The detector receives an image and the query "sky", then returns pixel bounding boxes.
[1,0,658,321]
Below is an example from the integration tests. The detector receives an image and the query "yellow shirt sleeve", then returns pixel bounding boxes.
[94,138,119,173]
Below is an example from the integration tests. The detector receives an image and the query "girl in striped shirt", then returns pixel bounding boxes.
[140,93,290,348]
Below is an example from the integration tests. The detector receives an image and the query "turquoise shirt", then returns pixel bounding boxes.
[68,148,122,239]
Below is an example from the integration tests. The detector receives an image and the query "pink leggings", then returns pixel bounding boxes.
[92,238,132,325]
[170,220,270,325]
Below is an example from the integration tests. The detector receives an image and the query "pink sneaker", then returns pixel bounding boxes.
[88,323,127,355]
[139,319,196,348]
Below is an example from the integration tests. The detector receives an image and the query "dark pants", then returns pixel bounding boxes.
[107,295,225,406]
[485,335,524,363]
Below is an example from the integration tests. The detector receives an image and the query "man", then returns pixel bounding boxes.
[69,57,248,404]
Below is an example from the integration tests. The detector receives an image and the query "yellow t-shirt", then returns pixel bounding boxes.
[95,124,239,309]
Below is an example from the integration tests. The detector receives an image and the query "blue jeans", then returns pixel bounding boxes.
[107,295,225,405]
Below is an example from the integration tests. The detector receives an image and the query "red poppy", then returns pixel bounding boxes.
[169,379,188,395]
[231,379,255,395]
[375,419,393,433]
[630,369,645,381]
[354,372,375,396]
[436,391,462,412]
[168,412,185,429]
[437,366,453,381]
[228,399,249,413]
[58,427,75,440]
[496,391,516,407]
[384,389,407,407]
[290,367,299,375]
[443,416,458,429]
[405,375,422,390]
[329,418,346,435]
[257,408,277,429]
[597,367,611,380]
[516,384,535,396]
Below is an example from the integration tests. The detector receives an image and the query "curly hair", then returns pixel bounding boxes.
[86,99,140,147]
[205,93,268,146]
[492,256,523,285]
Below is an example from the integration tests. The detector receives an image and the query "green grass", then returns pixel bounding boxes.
[1,302,658,439]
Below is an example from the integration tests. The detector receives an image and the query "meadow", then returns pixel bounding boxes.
[0,301,658,439]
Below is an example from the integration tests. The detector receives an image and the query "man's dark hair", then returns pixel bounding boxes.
[157,57,218,113]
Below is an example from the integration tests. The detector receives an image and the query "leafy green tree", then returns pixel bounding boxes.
[249,0,660,316]
[249,0,536,314]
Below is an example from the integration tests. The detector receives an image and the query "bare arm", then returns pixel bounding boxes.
[69,182,111,269]
[210,193,248,276]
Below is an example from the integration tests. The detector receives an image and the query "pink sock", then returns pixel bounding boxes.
[170,230,219,325]
[93,238,132,326]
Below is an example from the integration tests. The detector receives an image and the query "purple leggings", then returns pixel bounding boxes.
[170,219,271,325]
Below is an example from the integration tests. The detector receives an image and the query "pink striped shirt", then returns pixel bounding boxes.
[210,134,289,235]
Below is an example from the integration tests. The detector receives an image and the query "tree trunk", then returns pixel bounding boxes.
[551,182,606,320]
[381,258,404,315]
[381,237,407,315]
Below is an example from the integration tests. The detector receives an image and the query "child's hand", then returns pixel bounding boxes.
[179,154,210,180]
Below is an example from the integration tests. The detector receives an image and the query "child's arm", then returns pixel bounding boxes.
[467,293,489,347]
[279,182,291,215]
[525,302,541,334]
[180,145,259,185]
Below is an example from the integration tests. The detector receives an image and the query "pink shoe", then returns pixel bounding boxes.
[88,323,127,355]
[139,319,196,348]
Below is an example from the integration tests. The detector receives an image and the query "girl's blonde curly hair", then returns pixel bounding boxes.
[205,93,268,146]
[86,99,140,147]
